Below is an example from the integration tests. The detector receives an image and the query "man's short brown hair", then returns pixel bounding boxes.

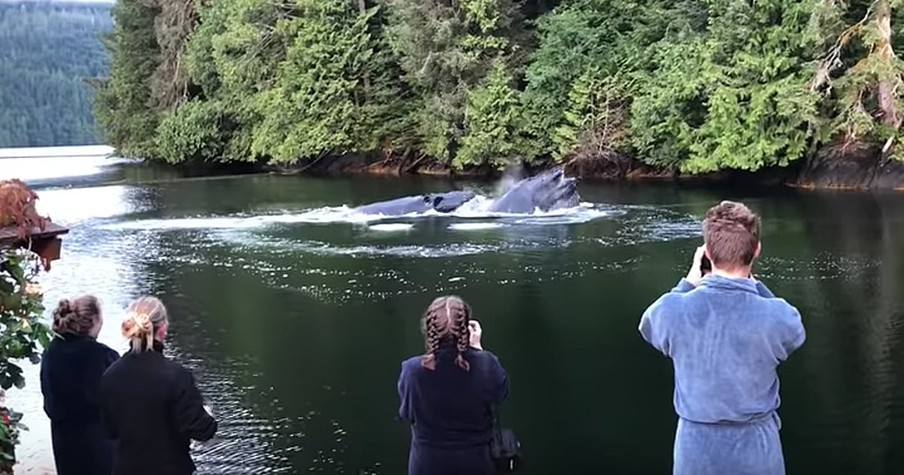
[703,201,760,270]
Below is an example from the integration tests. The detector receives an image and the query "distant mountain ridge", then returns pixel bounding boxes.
[0,0,112,148]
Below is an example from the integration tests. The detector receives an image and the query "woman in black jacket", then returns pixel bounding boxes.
[99,296,217,475]
[40,295,120,475]
[398,295,509,475]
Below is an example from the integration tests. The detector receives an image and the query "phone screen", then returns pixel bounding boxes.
[700,254,712,274]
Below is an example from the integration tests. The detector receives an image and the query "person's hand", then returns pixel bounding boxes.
[685,245,706,286]
[468,320,483,350]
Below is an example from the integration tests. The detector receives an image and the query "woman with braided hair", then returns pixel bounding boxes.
[99,296,217,475]
[40,295,120,475]
[398,295,510,475]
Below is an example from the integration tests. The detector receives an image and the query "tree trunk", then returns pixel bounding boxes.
[875,0,900,135]
[358,0,371,102]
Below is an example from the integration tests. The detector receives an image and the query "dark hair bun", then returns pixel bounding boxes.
[55,299,73,317]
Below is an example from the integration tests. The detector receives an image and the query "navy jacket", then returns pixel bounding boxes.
[40,333,120,475]
[398,346,509,448]
[99,341,217,475]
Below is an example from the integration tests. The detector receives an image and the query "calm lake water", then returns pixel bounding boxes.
[5,154,904,474]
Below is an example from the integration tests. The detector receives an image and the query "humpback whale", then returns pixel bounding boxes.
[351,167,579,216]
[488,168,579,213]
[353,190,476,216]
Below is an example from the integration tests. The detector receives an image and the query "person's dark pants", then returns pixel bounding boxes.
[408,441,494,475]
[51,421,115,475]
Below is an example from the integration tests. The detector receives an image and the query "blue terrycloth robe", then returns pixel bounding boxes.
[398,346,509,475]
[639,275,806,475]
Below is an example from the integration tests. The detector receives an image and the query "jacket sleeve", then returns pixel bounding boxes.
[638,278,695,355]
[39,349,54,420]
[171,368,218,442]
[397,362,412,423]
[491,354,509,406]
[773,304,806,362]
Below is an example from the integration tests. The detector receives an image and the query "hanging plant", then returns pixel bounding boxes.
[0,179,50,240]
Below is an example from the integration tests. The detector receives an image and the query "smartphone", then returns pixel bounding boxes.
[700,254,712,274]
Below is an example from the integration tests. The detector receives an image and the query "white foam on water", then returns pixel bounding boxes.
[99,206,378,231]
[100,195,615,232]
[102,216,266,231]
[368,223,415,232]
[448,222,503,231]
[292,242,499,258]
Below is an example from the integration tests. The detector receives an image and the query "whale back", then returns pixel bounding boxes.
[353,195,433,215]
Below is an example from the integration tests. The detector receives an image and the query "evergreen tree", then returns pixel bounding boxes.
[457,60,522,169]
[808,0,904,157]
[384,0,528,165]
[80,0,904,176]
[251,0,408,165]
[177,0,290,162]
[92,0,162,158]
[630,0,820,173]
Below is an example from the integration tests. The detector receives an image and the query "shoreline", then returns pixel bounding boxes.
[8,142,904,192]
[258,144,904,192]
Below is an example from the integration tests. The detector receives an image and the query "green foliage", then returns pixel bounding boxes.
[83,0,904,173]
[553,70,633,163]
[628,39,712,169]
[521,0,636,160]
[629,0,820,172]
[807,0,904,156]
[155,99,231,164]
[181,0,287,162]
[0,250,54,470]
[0,2,112,148]
[250,0,408,165]
[92,0,162,159]
[456,60,522,169]
[384,0,527,165]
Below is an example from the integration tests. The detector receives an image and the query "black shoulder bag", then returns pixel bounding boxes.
[490,404,523,472]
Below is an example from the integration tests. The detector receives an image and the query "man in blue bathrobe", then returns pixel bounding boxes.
[639,200,806,475]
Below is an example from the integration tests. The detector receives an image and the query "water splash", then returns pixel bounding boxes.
[98,196,615,232]
[367,223,415,232]
[492,162,527,197]
[448,222,504,231]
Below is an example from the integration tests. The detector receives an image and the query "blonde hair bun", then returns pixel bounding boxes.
[121,296,168,352]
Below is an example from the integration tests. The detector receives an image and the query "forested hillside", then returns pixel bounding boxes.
[0,0,112,148]
[94,1,904,178]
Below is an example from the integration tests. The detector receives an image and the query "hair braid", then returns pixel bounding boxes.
[419,295,472,372]
[449,298,471,371]
[421,308,442,370]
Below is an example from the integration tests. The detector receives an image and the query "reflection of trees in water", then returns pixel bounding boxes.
[789,192,904,474]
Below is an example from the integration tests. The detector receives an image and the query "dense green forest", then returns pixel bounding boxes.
[0,1,113,148]
[94,0,904,175]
